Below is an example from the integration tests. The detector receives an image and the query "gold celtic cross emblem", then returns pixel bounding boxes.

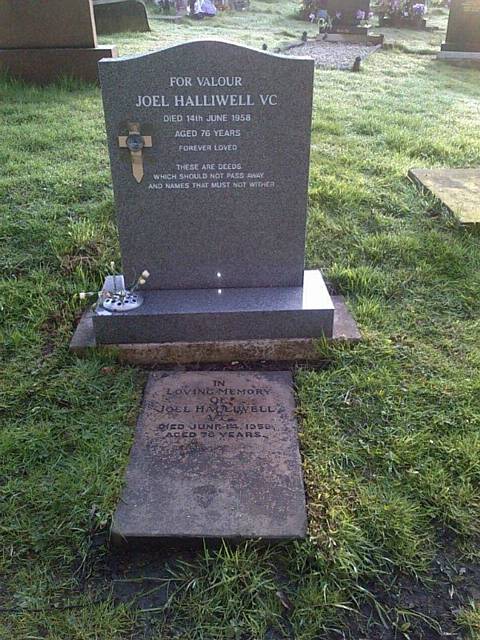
[118,122,152,183]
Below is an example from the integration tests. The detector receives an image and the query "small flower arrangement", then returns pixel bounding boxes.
[79,263,151,313]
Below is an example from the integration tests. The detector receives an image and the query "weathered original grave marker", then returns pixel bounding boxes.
[0,0,117,84]
[438,0,480,65]
[113,371,307,542]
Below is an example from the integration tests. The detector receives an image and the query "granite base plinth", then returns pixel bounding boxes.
[0,46,117,84]
[70,295,360,364]
[92,270,335,345]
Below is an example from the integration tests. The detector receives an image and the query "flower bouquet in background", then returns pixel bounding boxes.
[377,0,427,27]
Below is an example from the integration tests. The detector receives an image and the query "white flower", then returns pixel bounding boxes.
[110,261,115,270]
[141,270,150,279]
[79,292,87,300]
[138,277,146,285]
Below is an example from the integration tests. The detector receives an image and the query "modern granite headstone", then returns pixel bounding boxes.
[438,0,480,62]
[112,370,307,542]
[0,0,117,84]
[93,40,335,345]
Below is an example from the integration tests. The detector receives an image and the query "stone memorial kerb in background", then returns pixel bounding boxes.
[99,41,314,291]
[0,0,117,83]
[438,0,480,64]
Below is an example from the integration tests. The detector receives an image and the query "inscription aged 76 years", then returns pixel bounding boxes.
[112,371,307,542]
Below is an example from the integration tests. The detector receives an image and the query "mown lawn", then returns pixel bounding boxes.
[1,1,480,638]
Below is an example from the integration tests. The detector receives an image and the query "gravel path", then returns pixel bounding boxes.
[283,40,381,70]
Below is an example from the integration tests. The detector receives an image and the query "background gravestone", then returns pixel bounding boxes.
[93,0,150,35]
[0,0,97,48]
[0,0,117,83]
[327,0,370,28]
[441,0,480,52]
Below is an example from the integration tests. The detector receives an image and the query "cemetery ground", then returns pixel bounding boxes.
[1,1,480,638]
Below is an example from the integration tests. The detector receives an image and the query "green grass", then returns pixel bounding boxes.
[458,603,480,639]
[1,1,480,638]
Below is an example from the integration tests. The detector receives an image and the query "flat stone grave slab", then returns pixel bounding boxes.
[441,0,480,52]
[112,371,307,543]
[409,168,480,224]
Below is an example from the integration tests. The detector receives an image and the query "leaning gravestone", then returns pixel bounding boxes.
[112,371,307,542]
[0,0,117,84]
[93,40,335,345]
[438,0,480,63]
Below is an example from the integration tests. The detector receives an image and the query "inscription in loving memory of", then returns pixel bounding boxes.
[145,378,285,441]
[112,370,307,539]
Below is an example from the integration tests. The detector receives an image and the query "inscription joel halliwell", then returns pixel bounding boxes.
[112,371,307,541]
[99,41,314,291]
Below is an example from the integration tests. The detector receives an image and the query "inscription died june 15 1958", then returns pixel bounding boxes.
[112,371,307,541]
